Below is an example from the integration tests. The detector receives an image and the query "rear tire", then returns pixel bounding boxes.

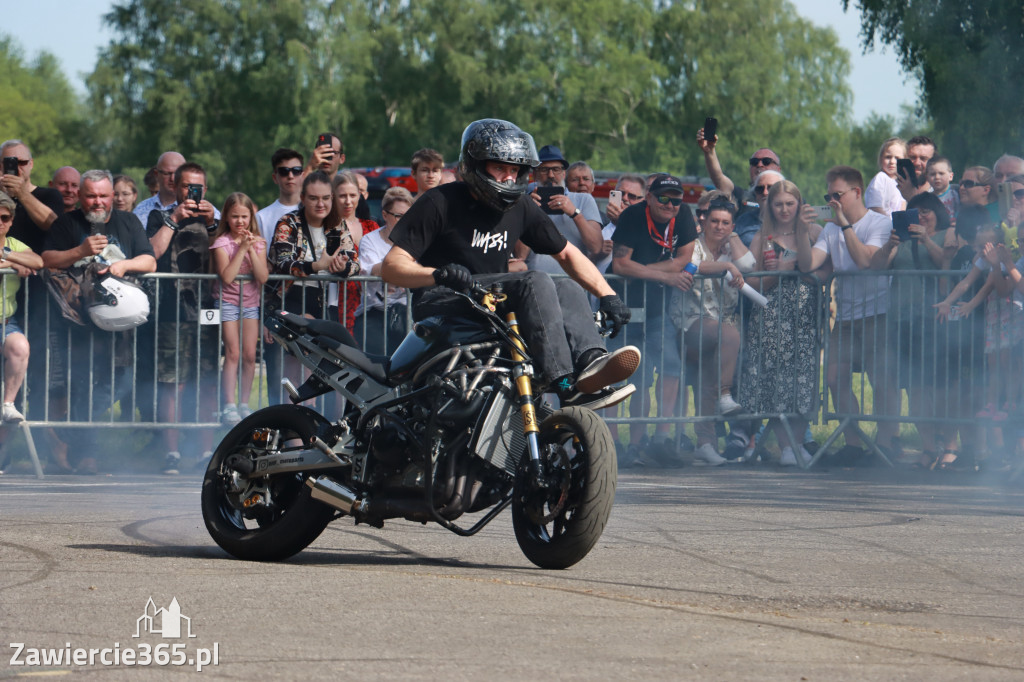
[201,404,337,561]
[512,406,617,569]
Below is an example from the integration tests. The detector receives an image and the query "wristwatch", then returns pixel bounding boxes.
[571,208,581,218]
[840,223,852,230]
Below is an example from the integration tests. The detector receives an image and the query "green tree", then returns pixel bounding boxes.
[844,0,1024,168]
[0,36,92,182]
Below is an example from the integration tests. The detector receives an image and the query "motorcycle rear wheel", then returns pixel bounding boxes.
[512,406,617,569]
[201,404,337,561]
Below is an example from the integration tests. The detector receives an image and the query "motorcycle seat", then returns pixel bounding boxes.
[317,336,390,384]
[275,311,354,345]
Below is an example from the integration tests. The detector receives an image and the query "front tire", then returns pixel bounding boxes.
[201,404,337,561]
[512,406,617,569]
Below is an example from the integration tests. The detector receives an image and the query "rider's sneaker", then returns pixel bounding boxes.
[575,346,641,394]
[162,451,181,476]
[562,384,636,411]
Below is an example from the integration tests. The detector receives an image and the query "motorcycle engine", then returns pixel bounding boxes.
[369,423,411,468]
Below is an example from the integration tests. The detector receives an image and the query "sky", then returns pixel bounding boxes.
[2,0,919,124]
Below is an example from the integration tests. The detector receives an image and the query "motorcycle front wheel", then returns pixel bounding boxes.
[201,404,337,561]
[512,406,617,569]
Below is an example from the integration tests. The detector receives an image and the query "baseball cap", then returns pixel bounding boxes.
[649,174,684,195]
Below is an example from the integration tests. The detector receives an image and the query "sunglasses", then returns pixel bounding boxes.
[622,191,643,202]
[654,195,683,206]
[706,198,737,213]
[1015,189,1024,200]
[0,213,11,223]
[276,166,304,177]
[749,157,777,167]
[754,185,774,195]
[824,188,853,202]
[959,179,982,189]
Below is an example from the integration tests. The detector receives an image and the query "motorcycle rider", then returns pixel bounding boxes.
[381,119,640,409]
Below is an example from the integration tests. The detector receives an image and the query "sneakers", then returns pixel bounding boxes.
[779,446,798,466]
[575,346,641,394]
[693,443,727,466]
[562,383,636,411]
[717,392,744,416]
[621,440,657,468]
[2,402,25,423]
[830,444,868,466]
[163,451,181,475]
[239,404,253,419]
[195,450,214,471]
[649,436,687,468]
[723,430,750,461]
[221,403,241,425]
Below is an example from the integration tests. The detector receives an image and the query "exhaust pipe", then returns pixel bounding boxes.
[306,476,365,515]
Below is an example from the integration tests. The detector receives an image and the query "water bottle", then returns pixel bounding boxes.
[763,236,777,269]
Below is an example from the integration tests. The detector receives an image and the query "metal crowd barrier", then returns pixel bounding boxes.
[0,267,1015,477]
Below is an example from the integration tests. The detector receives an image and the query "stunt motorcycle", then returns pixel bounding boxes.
[201,283,620,569]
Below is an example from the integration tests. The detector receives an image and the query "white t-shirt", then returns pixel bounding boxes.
[356,229,405,315]
[525,191,602,273]
[864,172,904,217]
[257,199,299,243]
[812,210,892,321]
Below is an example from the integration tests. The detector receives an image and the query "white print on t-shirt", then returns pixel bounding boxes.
[471,229,508,253]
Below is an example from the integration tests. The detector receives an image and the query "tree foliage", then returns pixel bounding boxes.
[72,0,900,205]
[0,36,92,182]
[844,0,1024,169]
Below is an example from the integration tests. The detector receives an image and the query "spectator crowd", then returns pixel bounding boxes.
[1,125,1023,477]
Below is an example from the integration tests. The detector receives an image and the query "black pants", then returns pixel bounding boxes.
[415,271,604,386]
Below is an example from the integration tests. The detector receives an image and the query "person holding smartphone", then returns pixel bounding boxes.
[306,132,344,177]
[870,192,951,466]
[519,145,603,272]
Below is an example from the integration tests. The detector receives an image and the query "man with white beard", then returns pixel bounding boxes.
[42,170,155,473]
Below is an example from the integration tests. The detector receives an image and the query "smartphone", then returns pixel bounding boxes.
[536,185,565,215]
[2,157,19,175]
[703,116,718,142]
[325,232,341,256]
[811,205,834,222]
[896,158,919,187]
[608,190,622,209]
[316,133,331,148]
[186,183,203,205]
[892,208,919,241]
[997,182,1015,221]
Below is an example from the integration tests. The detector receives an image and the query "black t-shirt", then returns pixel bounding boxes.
[45,209,154,261]
[389,182,567,274]
[611,201,698,310]
[11,186,63,254]
[145,210,213,274]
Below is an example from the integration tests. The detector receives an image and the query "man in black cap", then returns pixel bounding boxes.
[520,144,603,273]
[611,174,700,466]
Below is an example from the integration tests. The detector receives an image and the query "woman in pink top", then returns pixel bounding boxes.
[210,193,269,424]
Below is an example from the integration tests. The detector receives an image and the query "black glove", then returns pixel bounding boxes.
[598,295,630,338]
[432,263,474,292]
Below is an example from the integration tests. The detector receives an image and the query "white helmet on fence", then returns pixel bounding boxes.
[87,275,150,331]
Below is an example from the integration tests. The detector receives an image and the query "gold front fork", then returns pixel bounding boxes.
[506,312,539,436]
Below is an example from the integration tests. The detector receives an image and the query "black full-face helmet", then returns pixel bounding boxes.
[459,119,540,211]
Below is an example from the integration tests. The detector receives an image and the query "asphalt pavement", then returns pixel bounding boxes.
[2,463,1023,680]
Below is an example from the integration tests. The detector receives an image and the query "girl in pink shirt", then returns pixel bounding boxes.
[210,193,269,424]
